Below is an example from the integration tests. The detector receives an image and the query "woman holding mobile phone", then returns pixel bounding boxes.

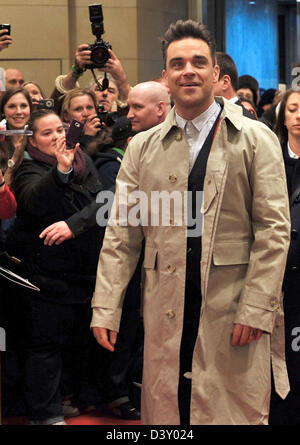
[5,108,103,425]
[61,88,103,150]
[0,87,33,185]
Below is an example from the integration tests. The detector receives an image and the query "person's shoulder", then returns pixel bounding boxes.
[130,121,166,145]
[16,155,46,175]
[223,98,276,137]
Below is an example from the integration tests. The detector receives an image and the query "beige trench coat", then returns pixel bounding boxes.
[91,98,291,425]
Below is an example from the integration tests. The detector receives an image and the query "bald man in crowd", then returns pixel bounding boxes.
[5,68,24,90]
[127,81,171,133]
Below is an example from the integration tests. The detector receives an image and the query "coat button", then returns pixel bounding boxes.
[175,133,183,141]
[270,298,277,308]
[166,310,175,319]
[167,264,176,273]
[291,229,298,240]
[169,174,177,183]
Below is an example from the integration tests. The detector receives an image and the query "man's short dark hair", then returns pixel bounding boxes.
[216,52,239,91]
[161,20,216,68]
[238,75,259,105]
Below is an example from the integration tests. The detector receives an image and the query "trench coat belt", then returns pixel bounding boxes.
[270,304,290,399]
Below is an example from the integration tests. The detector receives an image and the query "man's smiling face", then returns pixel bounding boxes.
[162,37,219,119]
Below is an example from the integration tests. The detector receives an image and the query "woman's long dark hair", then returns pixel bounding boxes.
[9,109,61,190]
[275,89,299,145]
[0,88,33,179]
[26,108,60,136]
[0,87,33,120]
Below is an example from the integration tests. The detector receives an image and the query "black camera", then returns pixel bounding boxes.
[97,105,118,127]
[88,4,112,69]
[37,99,54,110]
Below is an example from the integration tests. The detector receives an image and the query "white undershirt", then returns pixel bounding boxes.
[288,141,299,159]
[176,101,221,172]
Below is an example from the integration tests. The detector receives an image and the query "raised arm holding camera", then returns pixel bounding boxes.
[52,5,130,115]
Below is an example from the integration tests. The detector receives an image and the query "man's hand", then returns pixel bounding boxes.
[231,323,263,346]
[75,44,92,68]
[93,327,118,352]
[102,49,126,81]
[102,49,130,101]
[39,221,75,246]
[0,29,12,51]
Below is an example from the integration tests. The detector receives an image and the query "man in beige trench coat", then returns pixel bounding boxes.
[91,20,291,425]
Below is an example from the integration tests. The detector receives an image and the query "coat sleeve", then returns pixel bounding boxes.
[0,184,17,219]
[13,161,69,217]
[91,136,144,332]
[233,125,290,333]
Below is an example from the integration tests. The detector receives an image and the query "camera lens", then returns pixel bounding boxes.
[91,46,109,67]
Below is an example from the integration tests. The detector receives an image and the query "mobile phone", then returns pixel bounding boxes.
[37,99,54,110]
[278,83,286,95]
[0,129,33,135]
[66,119,84,149]
[0,24,11,36]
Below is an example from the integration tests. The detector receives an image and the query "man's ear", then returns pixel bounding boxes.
[162,69,169,88]
[157,101,165,118]
[213,64,220,84]
[222,74,231,90]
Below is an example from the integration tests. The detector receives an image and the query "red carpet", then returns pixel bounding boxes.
[3,407,142,426]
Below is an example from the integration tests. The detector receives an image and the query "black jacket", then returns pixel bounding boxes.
[92,146,123,191]
[7,153,104,304]
[235,99,257,120]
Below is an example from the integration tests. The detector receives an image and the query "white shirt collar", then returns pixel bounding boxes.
[175,100,220,131]
[229,96,239,103]
[288,141,300,159]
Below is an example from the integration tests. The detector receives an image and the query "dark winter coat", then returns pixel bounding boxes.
[92,146,124,191]
[7,153,104,304]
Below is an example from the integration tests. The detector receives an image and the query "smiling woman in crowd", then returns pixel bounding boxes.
[0,87,33,185]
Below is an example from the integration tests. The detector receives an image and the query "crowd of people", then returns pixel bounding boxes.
[0,19,300,426]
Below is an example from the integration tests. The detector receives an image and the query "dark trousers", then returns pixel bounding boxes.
[269,269,300,424]
[4,288,91,422]
[178,278,202,426]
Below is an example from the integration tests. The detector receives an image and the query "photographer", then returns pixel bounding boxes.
[23,81,45,111]
[52,44,130,115]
